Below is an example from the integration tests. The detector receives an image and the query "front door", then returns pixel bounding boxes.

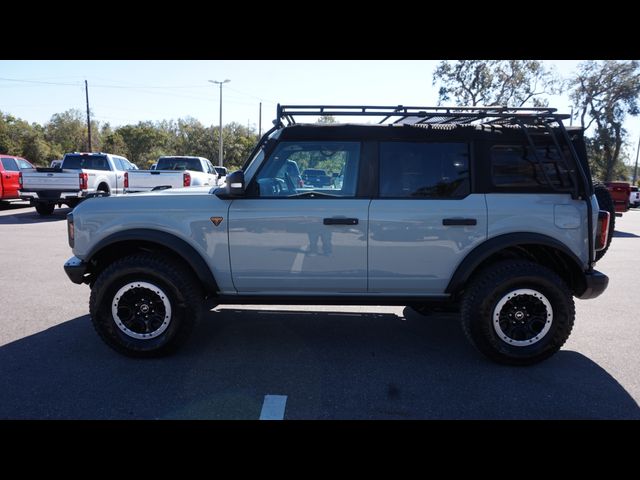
[228,140,368,294]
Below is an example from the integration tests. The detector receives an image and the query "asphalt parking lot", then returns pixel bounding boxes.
[1,200,639,420]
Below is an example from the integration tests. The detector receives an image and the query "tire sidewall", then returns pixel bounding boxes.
[468,271,573,363]
[92,264,190,354]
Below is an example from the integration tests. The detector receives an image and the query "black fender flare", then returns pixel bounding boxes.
[86,229,218,293]
[445,232,586,294]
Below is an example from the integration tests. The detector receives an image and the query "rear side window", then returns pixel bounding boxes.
[16,159,32,169]
[1,158,19,171]
[491,144,574,190]
[379,142,470,199]
[112,157,125,170]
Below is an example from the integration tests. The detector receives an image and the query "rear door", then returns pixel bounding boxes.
[228,140,368,294]
[368,141,487,294]
[0,157,21,199]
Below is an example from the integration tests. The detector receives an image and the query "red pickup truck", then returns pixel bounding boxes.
[605,181,631,214]
[0,155,35,201]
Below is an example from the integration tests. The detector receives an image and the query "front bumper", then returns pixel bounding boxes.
[64,256,90,284]
[578,269,609,300]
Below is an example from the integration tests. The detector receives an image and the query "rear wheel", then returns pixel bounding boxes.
[593,181,615,262]
[461,260,575,366]
[35,203,55,216]
[89,253,203,357]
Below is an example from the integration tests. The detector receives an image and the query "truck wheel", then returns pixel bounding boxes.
[89,253,204,357]
[35,203,55,216]
[460,260,575,366]
[593,181,615,262]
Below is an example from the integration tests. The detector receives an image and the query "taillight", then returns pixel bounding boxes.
[124,172,129,189]
[67,213,74,248]
[595,210,610,251]
[18,172,23,186]
[79,172,88,190]
[183,172,191,187]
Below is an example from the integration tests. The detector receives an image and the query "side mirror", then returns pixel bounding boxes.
[217,170,245,197]
[332,172,339,178]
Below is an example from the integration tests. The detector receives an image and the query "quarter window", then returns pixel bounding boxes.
[491,144,574,189]
[379,142,470,198]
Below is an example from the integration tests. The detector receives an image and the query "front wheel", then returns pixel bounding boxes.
[89,253,204,357]
[461,260,575,366]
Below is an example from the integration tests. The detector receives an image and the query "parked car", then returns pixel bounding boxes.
[604,181,631,214]
[19,152,136,215]
[302,168,333,187]
[0,155,34,201]
[630,185,639,208]
[214,166,228,186]
[64,104,609,366]
[124,156,218,193]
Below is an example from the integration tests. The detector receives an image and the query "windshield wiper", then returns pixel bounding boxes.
[287,191,340,199]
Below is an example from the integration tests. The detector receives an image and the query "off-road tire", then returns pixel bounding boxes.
[35,203,55,216]
[461,260,575,366]
[89,253,203,357]
[593,181,615,262]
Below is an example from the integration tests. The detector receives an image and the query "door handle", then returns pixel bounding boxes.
[323,217,358,225]
[442,218,477,226]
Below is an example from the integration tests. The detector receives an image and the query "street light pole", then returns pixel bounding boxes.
[208,79,230,167]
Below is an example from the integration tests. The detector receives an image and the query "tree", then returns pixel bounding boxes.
[116,121,171,167]
[45,109,89,154]
[570,60,640,181]
[432,60,563,107]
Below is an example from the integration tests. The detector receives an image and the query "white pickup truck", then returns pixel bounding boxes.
[124,156,219,193]
[19,152,136,215]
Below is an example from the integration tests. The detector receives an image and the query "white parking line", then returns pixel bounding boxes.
[290,252,305,273]
[259,395,288,420]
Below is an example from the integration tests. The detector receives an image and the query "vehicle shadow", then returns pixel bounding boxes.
[0,201,31,211]
[0,308,638,420]
[0,207,71,224]
[612,230,640,238]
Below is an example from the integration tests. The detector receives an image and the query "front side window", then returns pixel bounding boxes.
[379,142,470,198]
[251,141,361,198]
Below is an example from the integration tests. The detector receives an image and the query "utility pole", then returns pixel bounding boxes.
[85,80,92,151]
[259,102,262,137]
[208,79,230,167]
[633,133,640,185]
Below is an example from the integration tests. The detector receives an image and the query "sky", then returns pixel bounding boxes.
[1,60,639,164]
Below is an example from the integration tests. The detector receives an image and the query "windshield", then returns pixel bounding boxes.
[62,154,109,170]
[156,157,203,172]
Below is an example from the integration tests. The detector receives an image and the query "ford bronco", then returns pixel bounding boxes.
[63,105,610,365]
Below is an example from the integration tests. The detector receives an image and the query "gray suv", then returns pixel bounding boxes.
[64,105,610,365]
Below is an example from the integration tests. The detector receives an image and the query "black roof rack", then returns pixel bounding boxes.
[275,104,570,128]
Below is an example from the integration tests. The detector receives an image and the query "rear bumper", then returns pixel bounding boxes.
[20,190,87,202]
[64,256,90,284]
[578,269,609,300]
